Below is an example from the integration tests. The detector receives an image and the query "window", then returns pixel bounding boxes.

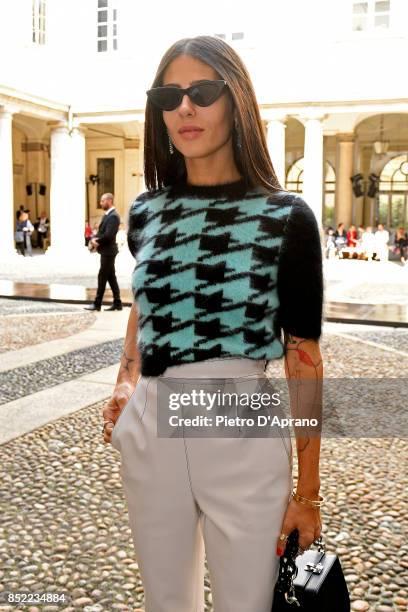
[97,158,115,207]
[352,0,390,32]
[214,31,245,42]
[32,0,46,45]
[377,155,408,228]
[286,157,335,226]
[97,0,118,53]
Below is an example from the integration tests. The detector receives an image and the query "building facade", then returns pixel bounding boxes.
[1,0,408,259]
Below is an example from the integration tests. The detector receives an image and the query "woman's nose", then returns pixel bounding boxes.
[178,94,195,114]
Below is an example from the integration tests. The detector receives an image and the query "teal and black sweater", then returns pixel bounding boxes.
[127,177,323,376]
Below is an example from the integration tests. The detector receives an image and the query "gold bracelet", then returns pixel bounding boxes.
[292,490,325,507]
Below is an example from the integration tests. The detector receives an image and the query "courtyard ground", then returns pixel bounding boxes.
[0,256,407,612]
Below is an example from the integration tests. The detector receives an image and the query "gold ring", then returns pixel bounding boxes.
[102,420,114,433]
[278,533,288,541]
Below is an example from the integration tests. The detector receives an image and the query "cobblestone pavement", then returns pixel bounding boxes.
[340,283,408,305]
[345,328,408,353]
[0,329,407,611]
[0,338,124,404]
[0,299,96,354]
[0,299,92,316]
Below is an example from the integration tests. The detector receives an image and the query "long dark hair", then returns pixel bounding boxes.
[144,35,286,194]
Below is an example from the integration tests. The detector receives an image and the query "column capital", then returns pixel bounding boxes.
[0,104,17,118]
[261,110,288,124]
[49,121,86,138]
[49,120,69,133]
[336,132,355,143]
[298,112,328,125]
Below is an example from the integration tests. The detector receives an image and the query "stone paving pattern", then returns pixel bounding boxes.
[0,339,124,405]
[0,325,407,611]
[0,300,96,354]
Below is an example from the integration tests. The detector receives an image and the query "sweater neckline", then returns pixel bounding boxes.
[167,176,252,200]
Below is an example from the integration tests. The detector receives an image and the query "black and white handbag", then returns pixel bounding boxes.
[272,528,350,611]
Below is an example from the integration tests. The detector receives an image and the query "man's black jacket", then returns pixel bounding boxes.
[96,208,120,256]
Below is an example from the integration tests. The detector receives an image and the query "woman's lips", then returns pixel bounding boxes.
[178,128,204,140]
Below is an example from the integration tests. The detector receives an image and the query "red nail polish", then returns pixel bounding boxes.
[277,547,283,556]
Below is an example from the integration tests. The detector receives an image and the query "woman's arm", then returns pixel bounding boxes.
[102,301,141,443]
[275,331,323,555]
[117,301,140,386]
[283,331,323,498]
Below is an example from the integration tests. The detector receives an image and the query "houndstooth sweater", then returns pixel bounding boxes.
[127,177,323,376]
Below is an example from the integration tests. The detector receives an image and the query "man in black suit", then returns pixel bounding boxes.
[85,193,123,312]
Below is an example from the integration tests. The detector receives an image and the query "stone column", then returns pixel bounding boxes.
[45,124,88,260]
[301,114,326,231]
[335,133,355,227]
[0,107,17,259]
[265,117,287,187]
[124,138,139,213]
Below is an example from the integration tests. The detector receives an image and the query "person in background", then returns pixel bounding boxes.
[92,222,99,238]
[84,193,123,312]
[16,205,25,221]
[15,210,34,256]
[394,226,407,264]
[374,223,390,262]
[324,226,336,259]
[85,220,93,246]
[116,222,127,251]
[357,224,364,243]
[361,226,375,260]
[35,210,50,249]
[346,224,358,249]
[334,222,347,256]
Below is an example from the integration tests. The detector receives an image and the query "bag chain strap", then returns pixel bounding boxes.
[275,529,326,607]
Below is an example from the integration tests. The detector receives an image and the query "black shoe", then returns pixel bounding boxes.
[104,304,123,311]
[84,304,101,311]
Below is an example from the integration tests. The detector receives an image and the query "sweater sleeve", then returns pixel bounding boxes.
[276,195,324,339]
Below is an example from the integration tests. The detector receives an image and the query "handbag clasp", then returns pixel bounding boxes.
[304,561,324,574]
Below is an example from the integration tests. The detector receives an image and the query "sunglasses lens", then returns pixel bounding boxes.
[147,81,225,110]
[148,88,181,111]
[190,82,224,106]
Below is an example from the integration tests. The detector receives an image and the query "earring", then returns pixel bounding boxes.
[168,132,174,155]
[234,116,242,150]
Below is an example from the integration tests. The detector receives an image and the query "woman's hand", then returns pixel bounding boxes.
[277,498,322,556]
[101,380,135,444]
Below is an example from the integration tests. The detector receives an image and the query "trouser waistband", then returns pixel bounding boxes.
[159,357,268,379]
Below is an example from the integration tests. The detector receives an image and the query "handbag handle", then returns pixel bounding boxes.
[275,529,326,606]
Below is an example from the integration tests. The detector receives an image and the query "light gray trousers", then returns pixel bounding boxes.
[111,357,293,612]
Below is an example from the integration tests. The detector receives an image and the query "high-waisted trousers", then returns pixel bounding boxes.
[111,357,294,612]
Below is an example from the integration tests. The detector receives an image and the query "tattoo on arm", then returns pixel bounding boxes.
[283,332,323,455]
[120,350,136,374]
[284,332,322,370]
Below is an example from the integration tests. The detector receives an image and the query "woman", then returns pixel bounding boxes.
[102,35,324,612]
[35,210,50,249]
[346,224,357,249]
[394,226,407,263]
[15,210,34,256]
[334,222,347,256]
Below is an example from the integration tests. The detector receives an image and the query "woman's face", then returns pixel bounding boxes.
[161,54,235,161]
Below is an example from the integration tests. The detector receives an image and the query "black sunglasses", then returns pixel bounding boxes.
[146,79,228,111]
